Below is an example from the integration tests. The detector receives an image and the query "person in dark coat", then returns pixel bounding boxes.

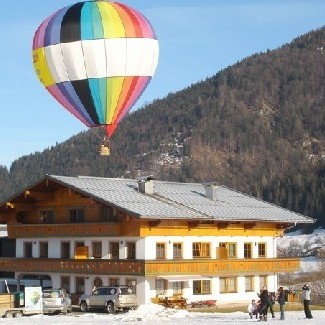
[258,287,269,321]
[268,292,275,318]
[277,286,286,320]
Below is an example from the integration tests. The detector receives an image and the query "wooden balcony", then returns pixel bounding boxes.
[0,257,145,275]
[145,258,300,275]
[7,223,124,238]
[0,257,299,276]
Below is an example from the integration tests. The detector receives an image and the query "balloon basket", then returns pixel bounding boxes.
[99,144,110,156]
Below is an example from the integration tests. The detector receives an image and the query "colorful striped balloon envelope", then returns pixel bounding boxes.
[32,1,159,141]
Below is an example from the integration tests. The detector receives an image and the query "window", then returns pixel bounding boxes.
[69,208,84,223]
[172,281,182,295]
[61,242,70,259]
[74,241,87,258]
[109,242,119,259]
[39,241,48,258]
[258,243,266,257]
[192,242,210,258]
[173,243,182,259]
[126,279,137,293]
[155,279,166,295]
[61,276,70,293]
[259,275,267,289]
[76,277,85,294]
[109,278,119,286]
[39,209,54,223]
[244,243,252,259]
[75,241,84,249]
[93,277,103,289]
[24,242,33,258]
[245,276,254,292]
[99,206,118,222]
[92,241,102,258]
[220,277,237,293]
[156,243,166,259]
[126,242,136,259]
[193,280,211,294]
[219,242,237,258]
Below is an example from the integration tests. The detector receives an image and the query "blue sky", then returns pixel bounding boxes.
[0,0,324,169]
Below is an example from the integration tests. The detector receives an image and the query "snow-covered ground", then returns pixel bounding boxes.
[0,304,324,324]
[2,305,325,324]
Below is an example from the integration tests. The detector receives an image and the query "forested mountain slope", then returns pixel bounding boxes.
[1,27,324,228]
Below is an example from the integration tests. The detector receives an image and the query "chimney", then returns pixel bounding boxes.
[138,176,154,194]
[205,183,218,201]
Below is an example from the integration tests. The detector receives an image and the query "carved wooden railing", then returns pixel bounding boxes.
[0,257,300,276]
[7,223,123,238]
[145,258,300,275]
[0,257,145,275]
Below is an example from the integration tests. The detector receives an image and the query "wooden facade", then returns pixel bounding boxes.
[0,175,311,304]
[0,257,299,276]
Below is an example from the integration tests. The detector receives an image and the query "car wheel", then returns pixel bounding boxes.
[80,301,88,312]
[106,302,115,314]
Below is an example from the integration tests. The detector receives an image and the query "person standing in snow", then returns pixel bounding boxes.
[277,286,286,320]
[258,287,269,321]
[268,292,275,318]
[302,284,313,319]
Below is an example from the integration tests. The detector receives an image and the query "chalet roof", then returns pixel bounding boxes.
[43,175,313,224]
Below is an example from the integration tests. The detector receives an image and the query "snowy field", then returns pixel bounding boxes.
[0,304,324,324]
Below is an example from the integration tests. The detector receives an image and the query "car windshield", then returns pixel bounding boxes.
[120,287,135,295]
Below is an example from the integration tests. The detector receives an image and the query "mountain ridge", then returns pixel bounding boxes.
[0,26,324,229]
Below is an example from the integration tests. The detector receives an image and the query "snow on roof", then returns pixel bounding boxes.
[45,175,314,224]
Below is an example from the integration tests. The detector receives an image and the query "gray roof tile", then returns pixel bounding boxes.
[48,175,313,224]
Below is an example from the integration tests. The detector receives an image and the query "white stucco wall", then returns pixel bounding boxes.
[15,234,279,304]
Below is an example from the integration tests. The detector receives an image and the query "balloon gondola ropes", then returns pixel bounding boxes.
[32,1,159,155]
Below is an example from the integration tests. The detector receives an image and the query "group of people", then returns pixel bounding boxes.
[247,287,281,321]
[247,284,313,321]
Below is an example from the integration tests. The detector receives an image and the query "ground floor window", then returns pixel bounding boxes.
[93,277,103,290]
[245,276,254,292]
[193,280,211,294]
[76,277,85,294]
[259,275,267,290]
[126,278,137,293]
[172,281,182,295]
[220,277,237,293]
[61,276,70,293]
[109,278,119,286]
[155,279,167,296]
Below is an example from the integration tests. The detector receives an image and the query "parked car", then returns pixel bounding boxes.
[78,286,137,313]
[42,288,72,314]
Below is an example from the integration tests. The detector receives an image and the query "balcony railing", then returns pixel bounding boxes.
[144,258,300,275]
[0,257,145,275]
[0,257,300,276]
[7,223,123,238]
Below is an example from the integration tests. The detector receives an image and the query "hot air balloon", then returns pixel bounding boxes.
[32,0,159,155]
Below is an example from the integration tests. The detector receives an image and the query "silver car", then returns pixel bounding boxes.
[78,286,137,313]
[42,288,72,314]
